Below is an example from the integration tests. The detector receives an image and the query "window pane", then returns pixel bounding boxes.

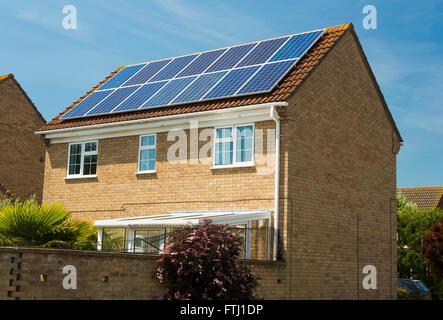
[139,149,156,171]
[215,141,233,165]
[85,142,97,152]
[236,125,253,162]
[141,135,155,147]
[68,144,82,175]
[139,160,148,172]
[216,127,232,139]
[83,154,97,175]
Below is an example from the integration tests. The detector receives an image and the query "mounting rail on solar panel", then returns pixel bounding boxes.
[61,29,325,119]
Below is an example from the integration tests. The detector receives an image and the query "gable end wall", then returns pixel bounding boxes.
[280,29,398,299]
[0,78,46,202]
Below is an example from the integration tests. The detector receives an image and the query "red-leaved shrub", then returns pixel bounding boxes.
[153,220,260,300]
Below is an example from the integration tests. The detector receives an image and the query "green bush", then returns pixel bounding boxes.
[0,201,97,248]
[397,192,443,299]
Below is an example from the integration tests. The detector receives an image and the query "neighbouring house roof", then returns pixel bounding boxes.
[0,73,46,124]
[37,23,402,142]
[397,186,443,211]
[93,209,273,228]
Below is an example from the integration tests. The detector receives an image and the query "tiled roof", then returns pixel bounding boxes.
[0,74,13,81]
[397,186,443,211]
[39,24,351,131]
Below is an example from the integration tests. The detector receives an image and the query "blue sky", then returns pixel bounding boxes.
[0,0,442,187]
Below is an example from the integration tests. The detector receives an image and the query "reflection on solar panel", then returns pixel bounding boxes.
[123,60,171,86]
[97,64,145,90]
[149,55,198,82]
[176,49,227,77]
[113,82,167,112]
[172,71,227,104]
[62,90,114,118]
[236,37,288,67]
[206,43,257,73]
[237,60,295,95]
[269,30,323,61]
[86,86,140,116]
[204,66,259,99]
[142,77,196,108]
[62,29,324,119]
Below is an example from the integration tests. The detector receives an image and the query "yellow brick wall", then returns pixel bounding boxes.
[280,29,398,299]
[43,121,276,221]
[0,78,46,202]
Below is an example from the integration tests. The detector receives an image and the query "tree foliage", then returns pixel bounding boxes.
[422,218,443,278]
[396,192,443,298]
[421,217,443,299]
[153,220,260,300]
[0,201,96,249]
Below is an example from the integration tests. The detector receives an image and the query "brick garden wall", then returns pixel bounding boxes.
[42,121,276,221]
[0,247,285,300]
[0,77,46,202]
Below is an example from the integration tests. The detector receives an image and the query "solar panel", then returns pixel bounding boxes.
[176,49,227,77]
[86,86,140,116]
[142,77,196,108]
[97,64,145,90]
[149,55,198,82]
[61,29,325,119]
[237,60,295,94]
[204,66,259,99]
[236,37,289,67]
[123,59,171,86]
[61,90,114,119]
[113,82,167,112]
[206,43,257,73]
[172,71,227,104]
[270,31,323,61]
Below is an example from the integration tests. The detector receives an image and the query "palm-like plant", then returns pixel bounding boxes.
[0,202,97,248]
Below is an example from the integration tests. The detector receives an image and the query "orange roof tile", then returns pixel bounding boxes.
[397,186,443,210]
[39,24,350,131]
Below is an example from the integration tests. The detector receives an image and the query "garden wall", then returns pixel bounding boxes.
[0,247,286,300]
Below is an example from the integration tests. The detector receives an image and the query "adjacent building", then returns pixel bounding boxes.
[0,74,46,202]
[397,186,443,211]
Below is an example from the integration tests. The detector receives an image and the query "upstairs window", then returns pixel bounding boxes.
[214,124,254,167]
[138,134,156,173]
[67,141,98,177]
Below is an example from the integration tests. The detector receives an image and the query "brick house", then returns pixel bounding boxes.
[0,74,46,202]
[397,186,443,211]
[36,23,402,299]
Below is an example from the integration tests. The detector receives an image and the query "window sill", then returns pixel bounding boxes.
[135,170,156,175]
[211,163,255,170]
[65,175,97,180]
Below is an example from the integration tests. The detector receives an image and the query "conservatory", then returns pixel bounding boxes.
[93,209,273,260]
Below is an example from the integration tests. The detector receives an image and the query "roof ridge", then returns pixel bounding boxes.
[398,186,443,190]
[120,23,351,69]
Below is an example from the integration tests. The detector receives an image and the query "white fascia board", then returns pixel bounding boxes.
[37,102,288,144]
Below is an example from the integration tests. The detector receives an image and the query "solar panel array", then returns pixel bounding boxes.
[62,30,324,119]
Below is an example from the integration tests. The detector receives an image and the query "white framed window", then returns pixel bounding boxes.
[138,134,156,173]
[67,140,98,178]
[213,124,254,168]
